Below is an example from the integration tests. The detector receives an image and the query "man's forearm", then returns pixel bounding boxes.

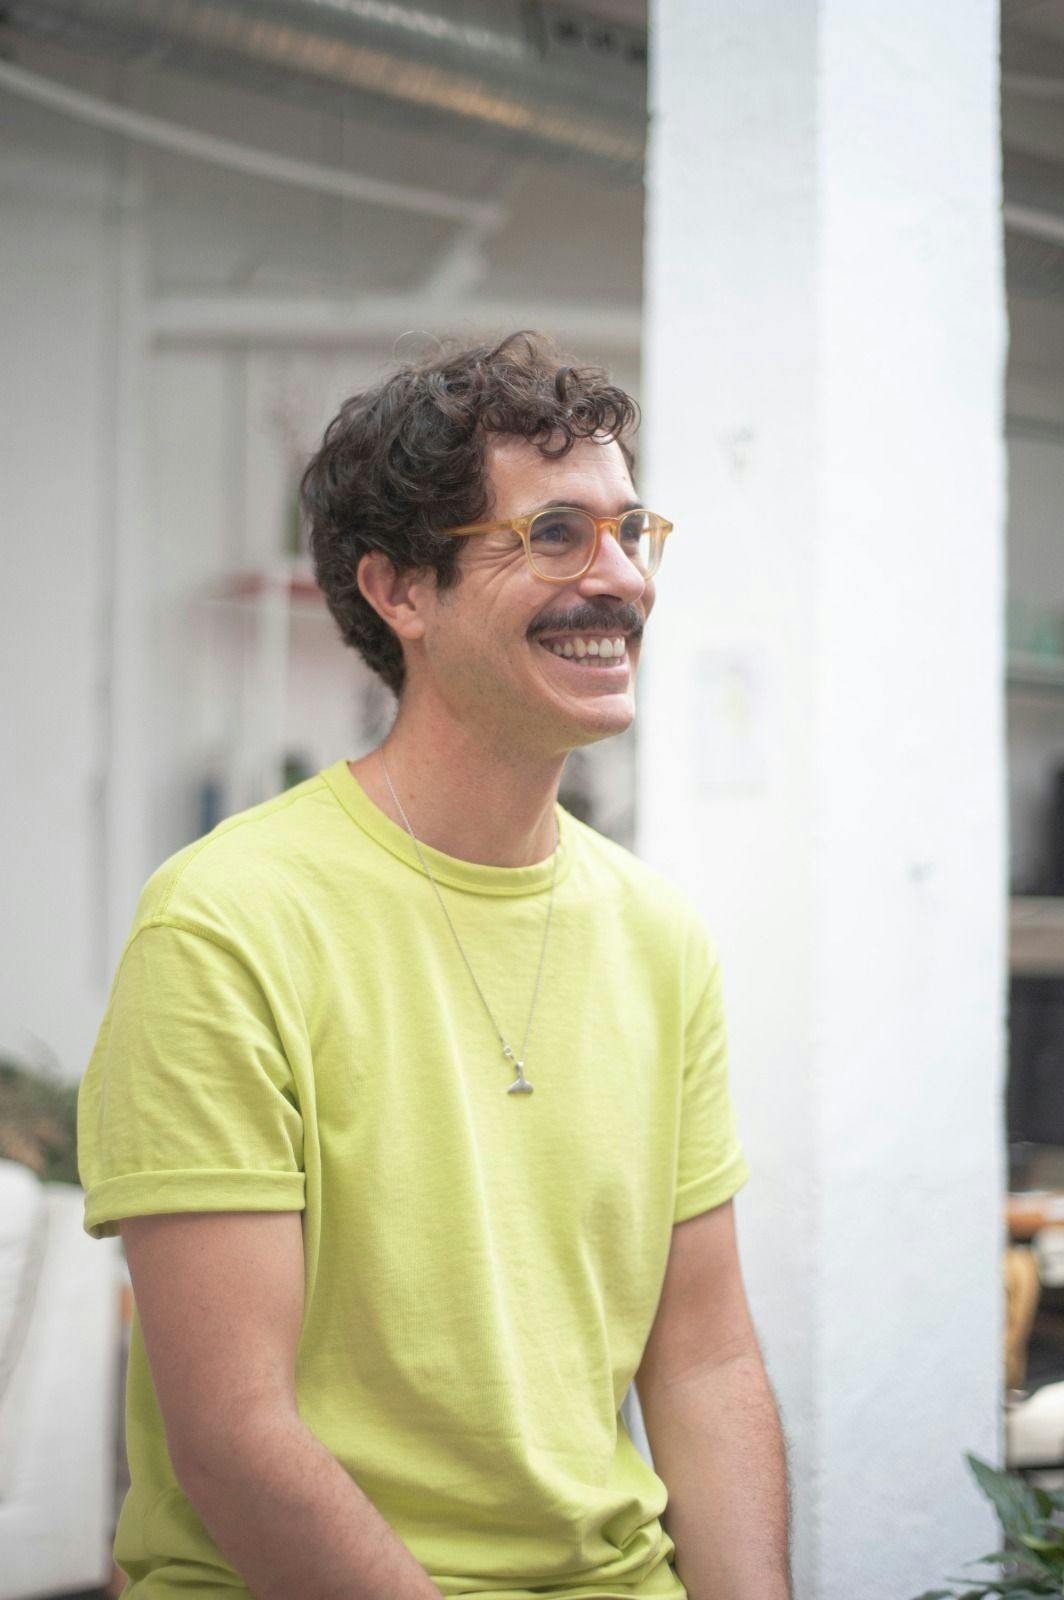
[176,1411,444,1600]
[636,1353,793,1600]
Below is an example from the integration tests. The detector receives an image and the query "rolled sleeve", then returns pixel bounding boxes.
[674,918,750,1224]
[78,920,305,1240]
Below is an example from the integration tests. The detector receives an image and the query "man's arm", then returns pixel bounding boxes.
[119,1210,443,1600]
[634,1199,793,1600]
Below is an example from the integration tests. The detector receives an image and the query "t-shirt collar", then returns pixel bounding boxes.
[321,758,573,898]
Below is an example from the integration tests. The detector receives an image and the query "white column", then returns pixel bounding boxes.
[638,4,1007,1596]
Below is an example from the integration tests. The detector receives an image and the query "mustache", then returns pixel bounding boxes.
[530,603,644,639]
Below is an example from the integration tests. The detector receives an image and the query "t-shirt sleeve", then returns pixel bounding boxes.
[77,919,306,1240]
[673,916,751,1224]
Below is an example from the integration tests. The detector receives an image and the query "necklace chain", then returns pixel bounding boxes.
[377,749,559,1095]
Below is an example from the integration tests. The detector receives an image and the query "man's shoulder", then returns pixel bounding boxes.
[131,772,341,940]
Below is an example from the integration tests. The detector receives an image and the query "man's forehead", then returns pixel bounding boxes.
[484,432,634,505]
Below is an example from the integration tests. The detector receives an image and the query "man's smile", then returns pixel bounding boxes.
[536,632,629,662]
[530,631,635,679]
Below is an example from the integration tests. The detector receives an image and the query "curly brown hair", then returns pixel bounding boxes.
[299,329,640,698]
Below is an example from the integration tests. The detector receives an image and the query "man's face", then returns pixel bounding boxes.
[414,431,656,755]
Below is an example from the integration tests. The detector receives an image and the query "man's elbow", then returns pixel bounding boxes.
[171,1401,303,1496]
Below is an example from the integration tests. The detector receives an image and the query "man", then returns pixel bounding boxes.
[78,330,792,1600]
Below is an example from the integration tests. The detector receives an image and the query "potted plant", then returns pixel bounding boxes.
[914,1452,1064,1597]
[0,1050,79,1183]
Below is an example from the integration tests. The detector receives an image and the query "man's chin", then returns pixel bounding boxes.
[550,687,637,745]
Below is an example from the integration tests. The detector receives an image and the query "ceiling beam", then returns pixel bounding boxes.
[148,292,641,353]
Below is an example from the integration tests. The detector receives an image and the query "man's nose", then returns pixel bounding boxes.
[577,524,650,600]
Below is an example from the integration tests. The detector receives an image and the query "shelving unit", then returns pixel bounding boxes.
[1007,649,1064,958]
[1011,897,1064,978]
[1007,653,1064,696]
[204,557,327,610]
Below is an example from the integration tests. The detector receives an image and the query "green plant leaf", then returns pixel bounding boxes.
[916,1454,1064,1598]
[0,1053,80,1184]
[943,1578,1059,1594]
[948,1588,1026,1598]
[967,1454,1042,1537]
[1016,1539,1064,1581]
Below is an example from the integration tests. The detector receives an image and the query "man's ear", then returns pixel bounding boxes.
[356,550,434,642]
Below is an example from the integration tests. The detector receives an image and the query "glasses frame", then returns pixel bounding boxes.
[439,506,673,584]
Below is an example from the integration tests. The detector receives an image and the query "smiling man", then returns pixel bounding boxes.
[77,331,792,1600]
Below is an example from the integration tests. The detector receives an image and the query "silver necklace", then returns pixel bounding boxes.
[377,749,559,1096]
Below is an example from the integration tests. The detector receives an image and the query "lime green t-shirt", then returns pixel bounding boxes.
[77,758,750,1600]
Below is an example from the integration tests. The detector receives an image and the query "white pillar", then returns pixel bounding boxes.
[638,4,1007,1596]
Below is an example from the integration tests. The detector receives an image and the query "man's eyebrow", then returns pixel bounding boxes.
[528,497,644,515]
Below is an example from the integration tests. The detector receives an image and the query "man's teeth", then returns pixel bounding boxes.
[541,636,627,660]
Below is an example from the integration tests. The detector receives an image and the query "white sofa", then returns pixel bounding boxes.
[0,1157,122,1599]
[1008,1379,1064,1477]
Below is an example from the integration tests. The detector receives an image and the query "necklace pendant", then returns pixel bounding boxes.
[503,1044,533,1094]
[378,754,556,1104]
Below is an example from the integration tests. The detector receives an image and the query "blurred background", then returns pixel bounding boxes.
[2,1,1063,1597]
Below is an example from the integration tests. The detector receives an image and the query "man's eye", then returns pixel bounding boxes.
[531,518,577,545]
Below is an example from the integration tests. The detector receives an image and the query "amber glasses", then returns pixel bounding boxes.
[440,505,672,584]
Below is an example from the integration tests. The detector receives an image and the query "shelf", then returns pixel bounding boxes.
[1012,897,1064,977]
[202,558,326,608]
[1008,653,1064,694]
[1007,1189,1064,1239]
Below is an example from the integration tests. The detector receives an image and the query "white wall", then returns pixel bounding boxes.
[0,95,120,1072]
[640,2,1007,1596]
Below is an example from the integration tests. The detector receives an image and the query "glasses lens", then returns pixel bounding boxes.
[528,508,664,579]
[527,509,597,578]
[617,509,662,577]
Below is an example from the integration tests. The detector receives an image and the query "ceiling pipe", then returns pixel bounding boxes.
[2,0,645,179]
[0,56,502,225]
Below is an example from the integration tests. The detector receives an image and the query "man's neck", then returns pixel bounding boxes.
[347,706,567,870]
